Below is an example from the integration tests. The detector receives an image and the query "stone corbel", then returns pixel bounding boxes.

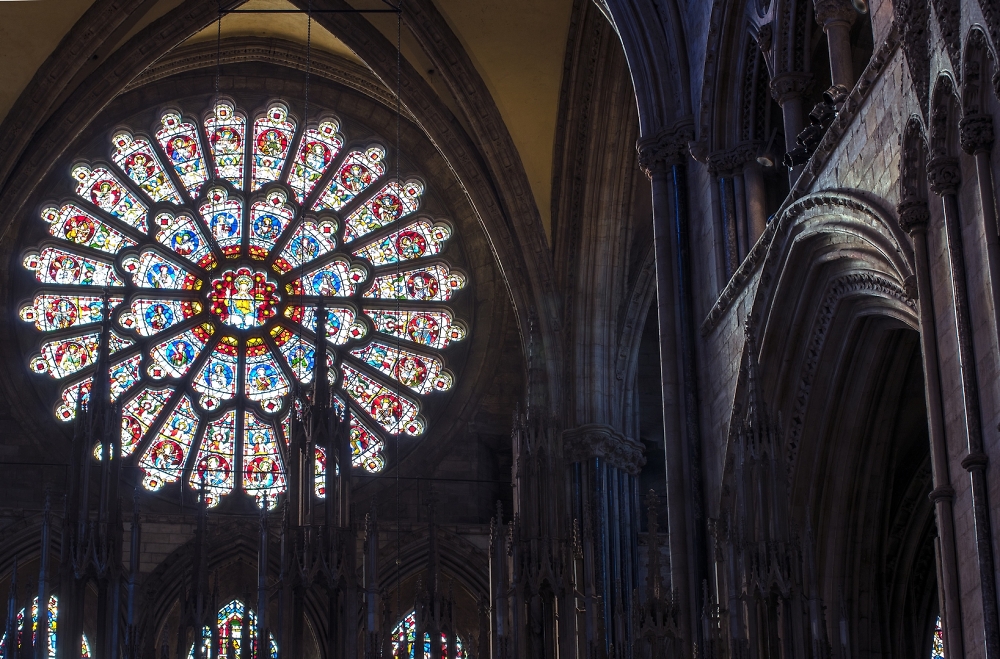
[562,424,646,475]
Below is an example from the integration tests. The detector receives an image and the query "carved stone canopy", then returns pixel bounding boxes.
[960,114,995,155]
[927,156,962,196]
[562,424,646,475]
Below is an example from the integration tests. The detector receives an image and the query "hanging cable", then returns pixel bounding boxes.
[394,0,403,625]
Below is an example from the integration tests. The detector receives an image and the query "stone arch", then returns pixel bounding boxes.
[963,26,999,114]
[730,190,935,655]
[930,73,963,158]
[0,0,561,420]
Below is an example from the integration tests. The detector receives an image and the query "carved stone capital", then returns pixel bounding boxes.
[770,72,813,104]
[927,157,961,196]
[960,114,995,155]
[637,125,695,178]
[562,424,646,475]
[706,143,759,174]
[896,198,931,233]
[814,0,857,27]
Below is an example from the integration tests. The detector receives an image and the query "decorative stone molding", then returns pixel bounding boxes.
[769,72,813,104]
[927,157,962,196]
[960,114,995,155]
[896,199,931,233]
[784,272,916,476]
[813,0,857,26]
[706,143,759,174]
[637,124,696,178]
[928,486,956,503]
[562,424,646,475]
[961,451,990,471]
[701,190,911,334]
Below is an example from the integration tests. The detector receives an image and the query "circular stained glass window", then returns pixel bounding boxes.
[18,99,467,509]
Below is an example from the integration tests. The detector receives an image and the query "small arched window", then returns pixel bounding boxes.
[391,610,466,658]
[189,599,276,659]
[0,595,92,658]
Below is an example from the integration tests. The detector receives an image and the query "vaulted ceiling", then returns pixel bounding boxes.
[0,0,574,238]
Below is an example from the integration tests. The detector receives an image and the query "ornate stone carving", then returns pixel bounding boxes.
[706,143,759,174]
[757,23,774,52]
[562,424,646,475]
[960,114,995,155]
[637,125,695,178]
[813,0,857,26]
[770,72,813,104]
[927,157,962,196]
[897,199,931,233]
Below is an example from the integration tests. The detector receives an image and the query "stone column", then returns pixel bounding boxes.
[928,156,1000,657]
[814,0,858,89]
[770,72,813,184]
[897,199,965,659]
[638,128,698,655]
[960,114,1000,350]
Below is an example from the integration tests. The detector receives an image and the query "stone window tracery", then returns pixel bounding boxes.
[19,98,468,509]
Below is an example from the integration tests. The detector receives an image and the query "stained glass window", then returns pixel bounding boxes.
[932,615,945,658]
[0,595,92,658]
[20,98,467,509]
[188,600,276,659]
[390,611,466,659]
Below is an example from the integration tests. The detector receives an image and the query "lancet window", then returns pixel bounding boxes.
[189,599,276,659]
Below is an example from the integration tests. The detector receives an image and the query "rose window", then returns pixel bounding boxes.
[18,99,467,509]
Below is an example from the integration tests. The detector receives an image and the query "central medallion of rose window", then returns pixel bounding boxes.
[208,268,279,329]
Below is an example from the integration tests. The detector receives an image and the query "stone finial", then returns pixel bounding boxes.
[896,199,931,233]
[960,114,995,155]
[637,125,695,178]
[770,72,813,104]
[927,157,962,196]
[814,0,857,26]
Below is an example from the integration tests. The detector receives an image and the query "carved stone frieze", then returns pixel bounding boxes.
[770,72,813,104]
[813,0,857,26]
[927,157,962,196]
[960,114,995,155]
[637,124,695,178]
[706,143,759,174]
[562,424,646,475]
[897,199,931,233]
